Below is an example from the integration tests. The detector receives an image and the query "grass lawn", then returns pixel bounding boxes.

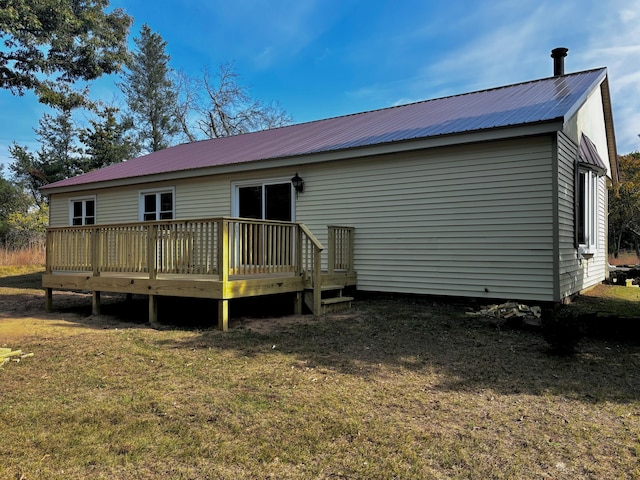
[1,267,639,479]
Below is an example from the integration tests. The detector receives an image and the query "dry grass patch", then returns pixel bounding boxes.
[609,250,640,266]
[1,271,639,479]
[0,245,45,267]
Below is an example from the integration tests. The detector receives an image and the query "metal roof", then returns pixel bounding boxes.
[43,68,608,191]
[579,133,608,173]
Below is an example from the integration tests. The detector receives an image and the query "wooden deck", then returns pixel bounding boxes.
[43,218,356,330]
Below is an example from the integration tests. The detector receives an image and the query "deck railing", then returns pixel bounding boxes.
[227,218,296,276]
[45,218,353,286]
[328,226,355,274]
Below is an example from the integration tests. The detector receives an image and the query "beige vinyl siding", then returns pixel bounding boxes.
[50,187,139,226]
[557,132,580,298]
[175,167,297,219]
[174,176,229,219]
[47,136,560,301]
[48,168,297,226]
[296,136,556,301]
[564,84,611,178]
[95,187,139,223]
[557,132,607,298]
[49,194,70,226]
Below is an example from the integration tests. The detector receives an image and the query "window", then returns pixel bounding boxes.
[232,179,294,221]
[69,197,96,225]
[577,169,598,253]
[140,188,174,221]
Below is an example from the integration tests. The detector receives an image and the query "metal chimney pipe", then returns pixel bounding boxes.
[551,47,569,76]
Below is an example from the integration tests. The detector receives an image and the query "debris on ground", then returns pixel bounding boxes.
[0,348,33,368]
[609,265,640,286]
[465,302,542,327]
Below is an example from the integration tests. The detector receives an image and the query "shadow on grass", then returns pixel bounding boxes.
[158,295,640,404]
[4,273,639,405]
[0,271,43,289]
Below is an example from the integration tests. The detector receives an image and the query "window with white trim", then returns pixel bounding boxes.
[232,178,294,221]
[69,197,96,225]
[577,168,598,254]
[140,188,174,221]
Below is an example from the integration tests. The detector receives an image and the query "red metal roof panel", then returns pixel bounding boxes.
[42,68,607,191]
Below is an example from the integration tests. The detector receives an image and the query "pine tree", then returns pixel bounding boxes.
[119,24,179,152]
[9,109,82,206]
[80,106,139,171]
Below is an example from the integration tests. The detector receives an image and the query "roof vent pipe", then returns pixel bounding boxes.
[551,47,568,76]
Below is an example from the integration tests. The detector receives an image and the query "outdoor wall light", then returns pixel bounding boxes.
[291,173,304,194]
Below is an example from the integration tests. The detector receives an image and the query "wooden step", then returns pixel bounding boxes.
[303,290,354,315]
[321,296,354,305]
[320,295,353,314]
[320,284,347,291]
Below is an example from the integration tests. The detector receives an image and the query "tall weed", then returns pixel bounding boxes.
[0,244,45,267]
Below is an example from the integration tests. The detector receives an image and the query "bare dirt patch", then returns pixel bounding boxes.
[0,268,352,339]
[236,311,357,335]
[1,268,639,479]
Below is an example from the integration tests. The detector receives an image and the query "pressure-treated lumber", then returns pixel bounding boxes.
[44,217,357,327]
[0,349,22,359]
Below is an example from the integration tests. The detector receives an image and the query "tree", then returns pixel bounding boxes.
[609,152,640,257]
[175,63,292,141]
[5,205,48,249]
[0,166,30,244]
[173,70,199,143]
[0,0,132,107]
[80,105,139,171]
[9,108,82,206]
[120,24,179,152]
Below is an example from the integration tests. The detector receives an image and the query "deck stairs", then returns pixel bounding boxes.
[304,284,354,315]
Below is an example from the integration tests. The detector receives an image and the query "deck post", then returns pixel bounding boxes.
[147,224,158,280]
[218,219,230,330]
[90,227,101,316]
[92,291,101,316]
[294,291,303,314]
[44,231,54,311]
[218,219,229,283]
[149,294,159,326]
[218,299,229,331]
[348,227,355,274]
[295,226,301,273]
[327,226,335,275]
[92,226,101,277]
[313,245,322,316]
[45,229,53,275]
[45,288,53,312]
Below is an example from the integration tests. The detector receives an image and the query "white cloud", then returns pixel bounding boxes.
[377,0,640,153]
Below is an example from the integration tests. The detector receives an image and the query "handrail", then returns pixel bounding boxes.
[298,223,324,251]
[45,217,326,276]
[44,216,298,233]
[298,223,324,316]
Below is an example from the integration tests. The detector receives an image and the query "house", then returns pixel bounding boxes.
[41,49,618,329]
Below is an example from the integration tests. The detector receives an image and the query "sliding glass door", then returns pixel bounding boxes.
[232,179,295,270]
[236,181,293,221]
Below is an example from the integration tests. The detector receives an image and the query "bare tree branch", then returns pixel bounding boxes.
[175,62,292,140]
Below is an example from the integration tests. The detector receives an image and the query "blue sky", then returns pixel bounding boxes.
[1,0,639,171]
